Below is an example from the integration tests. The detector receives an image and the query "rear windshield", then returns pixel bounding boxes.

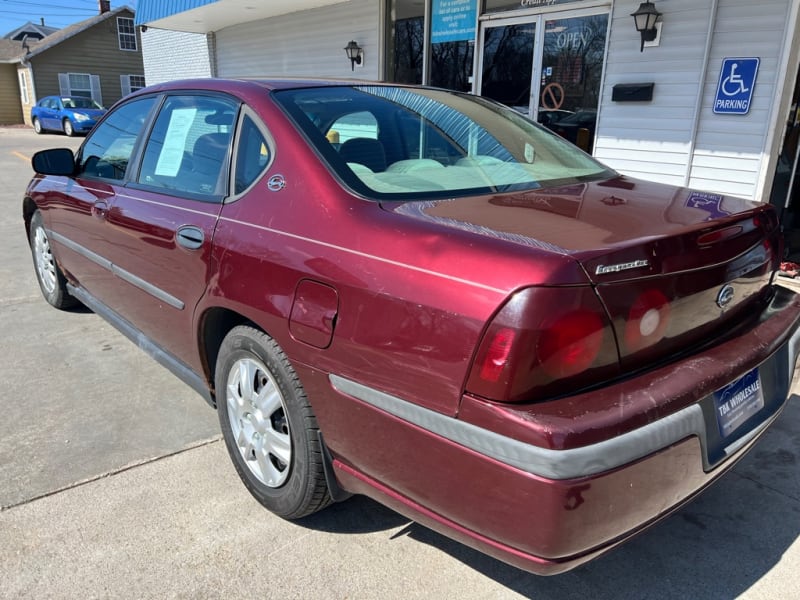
[272,85,613,200]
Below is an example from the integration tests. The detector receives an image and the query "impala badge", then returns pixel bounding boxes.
[717,284,735,309]
[595,260,650,275]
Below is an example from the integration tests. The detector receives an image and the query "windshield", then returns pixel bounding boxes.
[62,97,103,110]
[273,85,613,200]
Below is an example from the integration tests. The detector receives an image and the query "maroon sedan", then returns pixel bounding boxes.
[23,78,800,574]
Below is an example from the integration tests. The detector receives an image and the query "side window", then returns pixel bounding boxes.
[77,96,155,181]
[234,114,270,195]
[137,95,238,200]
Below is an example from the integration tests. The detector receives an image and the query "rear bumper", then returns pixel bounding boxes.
[312,286,800,574]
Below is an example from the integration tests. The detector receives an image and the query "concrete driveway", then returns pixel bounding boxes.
[1,126,798,599]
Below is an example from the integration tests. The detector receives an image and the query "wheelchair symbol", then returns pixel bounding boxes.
[721,62,749,96]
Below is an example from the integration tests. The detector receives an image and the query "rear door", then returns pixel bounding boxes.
[99,93,239,369]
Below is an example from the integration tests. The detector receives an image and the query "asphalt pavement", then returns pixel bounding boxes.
[1,126,798,599]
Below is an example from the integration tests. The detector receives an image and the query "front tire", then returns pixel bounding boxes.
[63,119,75,137]
[29,210,77,309]
[215,325,332,519]
[33,118,43,134]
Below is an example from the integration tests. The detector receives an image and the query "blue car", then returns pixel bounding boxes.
[31,95,106,137]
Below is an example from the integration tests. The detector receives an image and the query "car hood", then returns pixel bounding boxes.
[379,174,771,283]
[68,109,106,119]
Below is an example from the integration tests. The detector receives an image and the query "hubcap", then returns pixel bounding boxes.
[226,357,291,487]
[34,226,57,294]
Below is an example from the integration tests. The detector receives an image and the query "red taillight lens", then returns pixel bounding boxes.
[538,310,605,378]
[623,289,670,353]
[479,327,516,382]
[466,287,619,403]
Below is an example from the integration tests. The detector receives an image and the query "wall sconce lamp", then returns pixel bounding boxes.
[631,2,662,52]
[344,40,364,71]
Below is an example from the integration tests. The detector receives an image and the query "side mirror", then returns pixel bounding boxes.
[32,148,76,176]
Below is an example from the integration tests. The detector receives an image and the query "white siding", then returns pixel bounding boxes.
[214,0,379,79]
[688,0,792,199]
[595,0,793,200]
[595,0,714,187]
[141,29,214,85]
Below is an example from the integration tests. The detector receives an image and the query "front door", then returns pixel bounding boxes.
[477,8,609,153]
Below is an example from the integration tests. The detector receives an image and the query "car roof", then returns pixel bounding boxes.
[140,77,386,95]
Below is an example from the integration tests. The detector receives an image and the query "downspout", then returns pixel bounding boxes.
[422,0,431,85]
[683,0,720,187]
[206,31,218,77]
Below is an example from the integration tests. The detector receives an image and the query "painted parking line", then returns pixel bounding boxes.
[12,151,29,163]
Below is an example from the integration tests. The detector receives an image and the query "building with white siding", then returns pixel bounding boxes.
[134,0,800,220]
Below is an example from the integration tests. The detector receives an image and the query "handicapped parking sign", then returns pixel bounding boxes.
[714,57,759,115]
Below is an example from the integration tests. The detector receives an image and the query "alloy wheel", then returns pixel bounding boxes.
[225,357,292,487]
[34,226,57,295]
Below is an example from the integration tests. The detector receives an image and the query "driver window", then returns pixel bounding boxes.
[77,97,155,181]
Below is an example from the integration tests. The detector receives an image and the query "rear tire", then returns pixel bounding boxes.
[63,119,75,137]
[215,325,333,519]
[29,210,78,309]
[33,118,43,134]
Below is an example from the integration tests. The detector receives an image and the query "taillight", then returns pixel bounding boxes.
[539,310,604,378]
[479,327,515,382]
[466,287,619,403]
[623,289,670,353]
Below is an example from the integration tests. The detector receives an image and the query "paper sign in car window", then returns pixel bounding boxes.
[155,108,197,177]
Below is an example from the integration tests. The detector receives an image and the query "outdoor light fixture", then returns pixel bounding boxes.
[631,1,661,52]
[344,40,363,70]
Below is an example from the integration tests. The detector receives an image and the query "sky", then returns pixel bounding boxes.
[0,0,138,38]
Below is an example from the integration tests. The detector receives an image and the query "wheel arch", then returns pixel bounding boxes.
[197,306,261,408]
[22,197,38,242]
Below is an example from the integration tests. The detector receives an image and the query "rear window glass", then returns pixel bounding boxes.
[137,95,238,200]
[273,85,612,200]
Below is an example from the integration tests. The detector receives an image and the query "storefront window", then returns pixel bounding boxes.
[430,42,474,91]
[484,0,586,13]
[387,0,425,84]
[430,0,477,91]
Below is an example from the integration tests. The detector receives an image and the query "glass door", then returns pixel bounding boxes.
[477,8,609,153]
[478,19,536,114]
[538,13,608,152]
[769,63,800,237]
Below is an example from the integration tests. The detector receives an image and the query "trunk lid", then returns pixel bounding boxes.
[381,175,782,370]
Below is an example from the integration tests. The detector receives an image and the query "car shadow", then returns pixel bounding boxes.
[67,302,93,314]
[297,396,800,596]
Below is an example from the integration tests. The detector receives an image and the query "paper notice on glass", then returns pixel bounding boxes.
[155,108,197,177]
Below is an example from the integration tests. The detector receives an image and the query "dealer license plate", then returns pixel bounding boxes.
[713,368,764,438]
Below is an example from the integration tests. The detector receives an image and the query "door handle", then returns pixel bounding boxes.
[176,225,204,250]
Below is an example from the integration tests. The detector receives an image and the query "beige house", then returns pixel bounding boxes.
[2,4,144,126]
[0,40,24,124]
